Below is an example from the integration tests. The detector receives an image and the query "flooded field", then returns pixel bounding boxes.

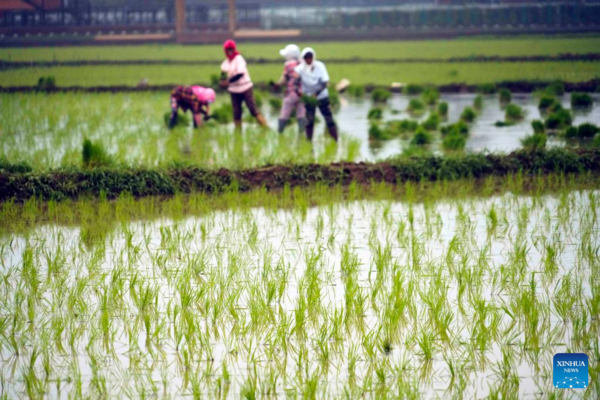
[1,92,599,170]
[1,179,598,398]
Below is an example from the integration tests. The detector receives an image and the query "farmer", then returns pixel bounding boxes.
[220,39,268,130]
[275,44,306,133]
[293,47,338,142]
[169,85,215,129]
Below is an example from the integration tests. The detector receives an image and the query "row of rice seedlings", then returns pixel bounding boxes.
[0,178,598,397]
[0,93,361,170]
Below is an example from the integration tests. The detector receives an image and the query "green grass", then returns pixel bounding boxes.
[2,36,600,62]
[2,61,599,87]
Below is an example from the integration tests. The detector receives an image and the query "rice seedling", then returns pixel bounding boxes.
[407,99,426,116]
[521,133,547,150]
[410,126,432,146]
[371,88,392,103]
[505,103,525,123]
[545,109,573,130]
[531,119,545,134]
[473,95,484,111]
[460,107,477,123]
[268,97,282,111]
[421,87,440,106]
[442,132,467,151]
[421,112,440,131]
[571,92,593,109]
[345,84,365,97]
[499,88,512,104]
[437,101,448,118]
[367,106,383,120]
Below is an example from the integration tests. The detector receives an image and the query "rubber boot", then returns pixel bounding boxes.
[278,118,288,134]
[256,113,268,128]
[297,118,307,134]
[327,124,339,142]
[306,124,314,141]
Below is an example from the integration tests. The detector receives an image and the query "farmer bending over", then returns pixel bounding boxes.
[220,40,268,130]
[169,85,215,128]
[275,44,306,133]
[294,47,338,141]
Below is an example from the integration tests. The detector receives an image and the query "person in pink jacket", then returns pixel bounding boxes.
[169,85,216,128]
[219,40,267,130]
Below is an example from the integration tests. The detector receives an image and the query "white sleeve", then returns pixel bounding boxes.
[220,59,228,72]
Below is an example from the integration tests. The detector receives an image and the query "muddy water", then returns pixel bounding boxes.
[264,93,600,161]
[2,190,597,398]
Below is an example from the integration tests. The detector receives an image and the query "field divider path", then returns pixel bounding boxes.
[2,148,599,202]
[2,53,600,70]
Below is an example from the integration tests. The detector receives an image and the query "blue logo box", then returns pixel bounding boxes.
[553,353,589,389]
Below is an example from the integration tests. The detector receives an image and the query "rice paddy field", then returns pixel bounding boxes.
[1,90,599,169]
[1,175,600,398]
[1,35,600,398]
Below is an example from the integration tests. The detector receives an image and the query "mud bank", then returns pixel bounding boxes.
[1,148,599,202]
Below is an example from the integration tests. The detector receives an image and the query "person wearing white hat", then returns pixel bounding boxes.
[275,44,306,133]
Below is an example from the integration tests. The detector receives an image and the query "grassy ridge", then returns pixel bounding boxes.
[2,61,600,87]
[2,36,600,62]
[2,148,599,202]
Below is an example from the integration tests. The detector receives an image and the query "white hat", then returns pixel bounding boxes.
[279,44,300,60]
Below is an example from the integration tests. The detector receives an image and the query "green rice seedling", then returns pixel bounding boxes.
[537,94,557,112]
[163,111,190,128]
[593,134,600,147]
[521,133,547,150]
[576,123,599,138]
[209,103,233,124]
[368,123,391,141]
[346,84,365,97]
[372,88,392,103]
[407,99,425,115]
[385,119,418,136]
[504,103,525,123]
[367,107,383,120]
[545,80,565,96]
[410,126,432,146]
[440,120,469,136]
[403,84,423,95]
[421,87,440,106]
[473,95,483,111]
[437,101,448,117]
[82,138,112,167]
[477,83,497,94]
[570,92,593,109]
[421,112,440,131]
[460,107,476,123]
[531,119,545,134]
[498,88,512,104]
[268,97,282,111]
[442,132,466,151]
[545,108,572,130]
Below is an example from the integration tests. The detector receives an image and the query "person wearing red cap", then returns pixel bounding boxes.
[220,40,268,130]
